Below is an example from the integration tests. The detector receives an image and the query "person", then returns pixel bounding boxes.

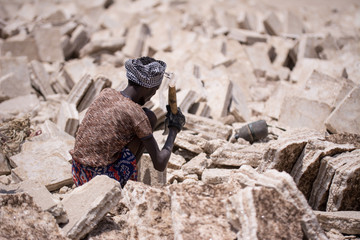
[70,56,186,188]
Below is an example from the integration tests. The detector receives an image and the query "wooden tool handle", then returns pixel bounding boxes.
[168,86,178,114]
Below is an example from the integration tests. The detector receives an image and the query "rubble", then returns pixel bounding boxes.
[0,0,359,238]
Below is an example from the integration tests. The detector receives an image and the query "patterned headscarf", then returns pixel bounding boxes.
[125,57,167,88]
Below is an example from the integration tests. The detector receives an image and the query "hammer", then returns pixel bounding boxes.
[165,72,177,114]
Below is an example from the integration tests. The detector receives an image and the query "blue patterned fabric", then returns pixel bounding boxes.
[72,147,137,188]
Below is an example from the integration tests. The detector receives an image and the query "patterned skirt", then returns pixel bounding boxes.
[72,147,137,188]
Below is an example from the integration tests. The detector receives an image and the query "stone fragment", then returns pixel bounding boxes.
[229,83,250,122]
[285,11,304,36]
[278,96,333,131]
[263,12,283,36]
[61,175,122,240]
[211,143,264,168]
[314,211,360,235]
[77,76,111,112]
[228,28,267,45]
[17,180,68,224]
[203,138,229,155]
[0,57,33,101]
[57,101,79,136]
[137,153,166,187]
[30,60,55,98]
[0,153,10,175]
[309,150,360,211]
[66,74,94,109]
[0,193,66,239]
[178,89,199,114]
[67,25,89,58]
[1,39,39,60]
[190,102,211,117]
[122,23,149,58]
[184,113,232,140]
[325,86,360,135]
[291,139,355,199]
[202,168,234,184]
[181,153,211,176]
[327,151,360,211]
[257,128,323,173]
[174,130,208,154]
[168,183,237,240]
[0,94,39,120]
[268,36,297,68]
[34,27,64,62]
[227,186,303,240]
[167,154,186,170]
[325,133,360,148]
[79,37,125,57]
[304,70,356,108]
[244,42,273,78]
[63,57,97,86]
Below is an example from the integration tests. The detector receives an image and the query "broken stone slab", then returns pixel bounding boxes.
[66,74,94,109]
[184,113,233,140]
[79,37,125,57]
[181,152,211,177]
[167,153,186,170]
[137,153,166,187]
[257,128,324,173]
[202,138,230,155]
[190,101,211,117]
[231,166,328,240]
[303,70,356,108]
[284,11,305,36]
[0,153,11,175]
[56,101,79,136]
[210,143,264,168]
[122,23,149,58]
[0,39,40,60]
[62,57,97,87]
[263,12,283,36]
[290,139,355,200]
[229,83,250,122]
[174,130,208,154]
[0,56,33,101]
[314,211,360,235]
[278,96,333,131]
[327,151,360,211]
[33,27,64,62]
[325,133,360,148]
[66,25,89,58]
[309,150,360,211]
[289,34,323,63]
[227,28,267,45]
[202,168,235,184]
[0,94,39,120]
[77,76,112,112]
[1,180,69,224]
[227,186,303,240]
[177,89,200,114]
[244,42,274,78]
[168,182,237,240]
[268,36,297,68]
[30,60,55,98]
[0,193,67,239]
[325,86,360,135]
[61,175,122,240]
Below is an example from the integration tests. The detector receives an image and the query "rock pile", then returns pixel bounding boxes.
[0,0,360,239]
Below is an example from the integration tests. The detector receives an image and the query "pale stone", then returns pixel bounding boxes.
[184,113,233,140]
[1,39,39,60]
[30,60,55,98]
[68,25,89,57]
[181,153,211,176]
[167,154,186,170]
[202,168,234,184]
[138,153,166,187]
[0,57,33,100]
[61,175,122,240]
[291,139,355,199]
[263,12,283,36]
[177,89,200,113]
[79,37,125,57]
[278,96,333,131]
[211,143,264,168]
[230,84,250,122]
[56,101,79,136]
[303,70,356,108]
[228,28,267,45]
[63,57,97,86]
[66,74,94,109]
[0,153,11,175]
[203,138,229,155]
[309,150,360,211]
[268,36,297,68]
[122,23,149,58]
[285,11,304,35]
[34,27,64,62]
[314,211,360,235]
[0,193,66,239]
[325,86,360,135]
[0,94,39,120]
[174,130,208,154]
[257,128,323,173]
[244,42,273,78]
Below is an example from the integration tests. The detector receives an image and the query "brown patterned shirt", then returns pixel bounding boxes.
[70,88,152,167]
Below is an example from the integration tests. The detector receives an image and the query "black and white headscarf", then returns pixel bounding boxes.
[125,57,167,88]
